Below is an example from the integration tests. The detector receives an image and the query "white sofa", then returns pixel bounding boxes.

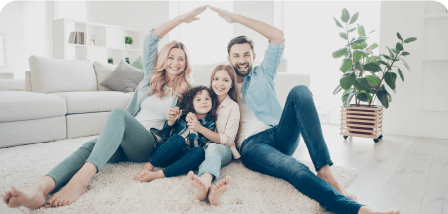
[0,56,309,148]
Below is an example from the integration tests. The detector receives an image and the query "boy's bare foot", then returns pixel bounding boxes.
[133,163,155,181]
[3,176,55,210]
[317,165,358,202]
[187,171,210,201]
[208,175,231,205]
[45,162,97,208]
[358,206,400,214]
[138,170,165,182]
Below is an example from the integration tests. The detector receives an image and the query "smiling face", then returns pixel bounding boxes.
[212,70,233,97]
[165,48,186,77]
[227,43,256,78]
[193,89,212,116]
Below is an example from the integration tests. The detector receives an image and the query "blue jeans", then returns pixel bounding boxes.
[240,85,363,214]
[197,143,233,184]
[149,134,205,177]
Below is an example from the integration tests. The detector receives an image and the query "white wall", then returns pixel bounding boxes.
[0,1,23,79]
[380,1,448,140]
[233,1,275,61]
[87,1,169,47]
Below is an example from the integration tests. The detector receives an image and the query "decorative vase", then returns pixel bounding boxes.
[125,57,130,64]
[340,104,383,143]
[108,59,113,64]
[126,44,132,49]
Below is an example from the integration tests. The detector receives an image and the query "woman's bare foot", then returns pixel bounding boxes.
[45,162,97,208]
[358,206,400,214]
[317,165,358,202]
[208,175,231,205]
[187,171,211,201]
[2,176,55,210]
[138,170,165,182]
[133,163,155,181]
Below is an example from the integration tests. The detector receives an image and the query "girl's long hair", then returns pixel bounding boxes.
[209,64,239,104]
[147,40,193,103]
[179,86,218,122]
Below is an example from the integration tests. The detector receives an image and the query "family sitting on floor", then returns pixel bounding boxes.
[3,5,399,214]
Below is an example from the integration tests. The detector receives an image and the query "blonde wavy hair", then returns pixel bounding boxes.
[147,40,193,103]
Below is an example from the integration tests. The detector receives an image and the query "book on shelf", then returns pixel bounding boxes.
[68,32,85,44]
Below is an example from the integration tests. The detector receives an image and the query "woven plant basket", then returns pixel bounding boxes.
[340,104,383,143]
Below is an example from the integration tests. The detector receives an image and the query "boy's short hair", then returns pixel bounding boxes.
[227,35,255,55]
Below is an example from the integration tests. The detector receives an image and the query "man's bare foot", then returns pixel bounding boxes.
[358,206,400,214]
[138,170,165,182]
[45,162,97,208]
[208,175,231,205]
[187,171,211,201]
[133,163,155,181]
[2,176,55,210]
[317,165,358,202]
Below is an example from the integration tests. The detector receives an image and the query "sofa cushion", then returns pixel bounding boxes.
[29,55,98,93]
[100,60,144,92]
[93,61,118,91]
[0,91,67,122]
[51,91,132,114]
[192,61,227,86]
[130,55,143,70]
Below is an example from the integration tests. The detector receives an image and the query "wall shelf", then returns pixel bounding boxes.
[52,18,142,65]
[424,13,448,20]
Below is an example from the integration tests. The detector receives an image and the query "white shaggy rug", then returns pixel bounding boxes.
[0,136,358,214]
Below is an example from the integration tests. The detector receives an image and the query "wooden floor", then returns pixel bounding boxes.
[2,125,447,214]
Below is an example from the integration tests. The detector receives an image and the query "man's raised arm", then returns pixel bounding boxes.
[208,6,284,44]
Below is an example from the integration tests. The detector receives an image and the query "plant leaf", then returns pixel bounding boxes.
[369,30,375,34]
[354,50,363,62]
[332,47,348,58]
[354,61,363,72]
[333,17,344,28]
[363,62,383,72]
[357,91,371,102]
[376,59,388,66]
[342,89,355,108]
[349,27,358,32]
[341,8,350,23]
[396,42,404,51]
[397,32,403,41]
[351,41,368,49]
[351,36,369,45]
[398,68,404,81]
[339,32,348,40]
[340,58,352,73]
[366,74,381,87]
[377,85,390,108]
[390,48,399,54]
[340,71,357,90]
[381,54,391,60]
[386,46,395,57]
[384,71,397,93]
[358,25,366,36]
[404,37,417,43]
[334,84,343,95]
[354,77,370,91]
[368,43,378,50]
[401,58,411,71]
[366,56,381,65]
[402,52,410,57]
[349,12,359,24]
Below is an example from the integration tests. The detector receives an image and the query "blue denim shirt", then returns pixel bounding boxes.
[241,40,285,126]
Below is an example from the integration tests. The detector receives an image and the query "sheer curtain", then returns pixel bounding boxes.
[284,1,381,124]
[169,1,233,64]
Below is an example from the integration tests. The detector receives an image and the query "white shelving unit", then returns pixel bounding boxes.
[52,18,142,65]
[419,1,448,112]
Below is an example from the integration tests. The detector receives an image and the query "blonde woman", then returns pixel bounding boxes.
[2,6,207,210]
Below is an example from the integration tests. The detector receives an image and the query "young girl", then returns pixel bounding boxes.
[186,64,241,205]
[136,86,219,182]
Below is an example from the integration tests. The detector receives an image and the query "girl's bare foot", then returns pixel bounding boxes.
[208,175,231,205]
[187,171,211,201]
[3,176,55,210]
[317,165,358,202]
[45,162,97,208]
[133,163,155,181]
[138,170,165,182]
[358,206,400,214]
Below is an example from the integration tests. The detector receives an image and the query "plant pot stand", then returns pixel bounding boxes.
[340,105,383,143]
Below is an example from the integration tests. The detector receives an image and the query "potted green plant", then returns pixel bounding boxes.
[125,36,133,49]
[332,8,417,142]
[108,58,113,64]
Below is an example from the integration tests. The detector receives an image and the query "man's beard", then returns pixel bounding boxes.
[232,63,252,77]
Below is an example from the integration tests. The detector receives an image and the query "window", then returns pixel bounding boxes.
[284,1,381,124]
